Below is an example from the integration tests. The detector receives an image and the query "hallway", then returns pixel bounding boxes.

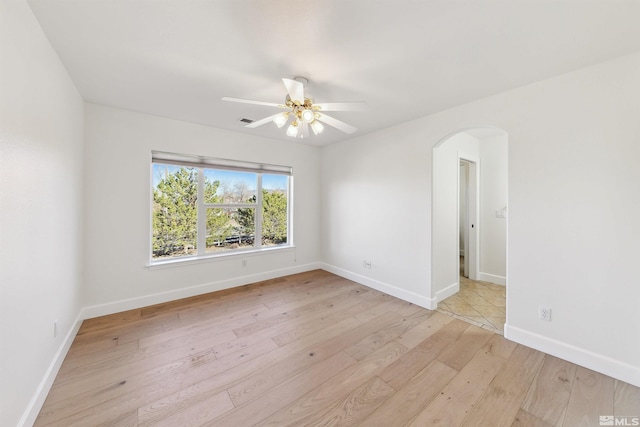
[437,261,506,334]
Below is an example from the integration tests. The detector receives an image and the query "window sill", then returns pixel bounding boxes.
[145,245,296,270]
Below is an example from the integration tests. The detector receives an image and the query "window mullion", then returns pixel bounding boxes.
[255,174,263,249]
[204,203,255,209]
[197,167,206,255]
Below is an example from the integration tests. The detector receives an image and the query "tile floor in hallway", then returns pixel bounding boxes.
[437,274,506,335]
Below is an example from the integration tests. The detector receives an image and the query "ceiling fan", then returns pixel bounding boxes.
[222,77,366,139]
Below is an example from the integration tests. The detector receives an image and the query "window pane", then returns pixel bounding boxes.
[152,164,198,259]
[206,207,255,252]
[204,169,257,204]
[262,174,288,247]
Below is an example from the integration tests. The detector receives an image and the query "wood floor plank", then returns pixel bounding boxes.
[257,341,409,427]
[461,344,545,427]
[395,311,453,349]
[62,331,123,360]
[232,284,367,338]
[378,318,469,390]
[343,310,432,361]
[228,310,402,407]
[511,409,554,427]
[34,271,638,427]
[436,323,494,371]
[408,343,508,426]
[99,409,139,427]
[136,309,257,349]
[145,389,234,427]
[135,340,298,426]
[142,271,326,325]
[250,281,365,322]
[57,339,140,377]
[46,323,245,402]
[57,330,237,387]
[614,380,640,416]
[136,310,400,426]
[260,274,359,310]
[224,292,388,354]
[202,351,356,427]
[562,366,615,427]
[270,292,389,347]
[482,333,518,359]
[76,308,141,334]
[266,376,395,427]
[521,355,576,426]
[36,338,279,426]
[358,360,458,427]
[72,312,180,348]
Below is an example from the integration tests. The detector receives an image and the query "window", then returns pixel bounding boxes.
[151,152,291,262]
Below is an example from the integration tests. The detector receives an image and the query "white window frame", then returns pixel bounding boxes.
[149,151,293,266]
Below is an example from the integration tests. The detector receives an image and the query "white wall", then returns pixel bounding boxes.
[459,162,467,256]
[0,1,85,426]
[479,135,508,283]
[320,122,435,307]
[433,132,480,298]
[83,105,321,313]
[321,51,640,386]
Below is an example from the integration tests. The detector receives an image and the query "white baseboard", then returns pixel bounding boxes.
[320,263,437,310]
[477,272,506,286]
[436,281,460,303]
[505,324,640,388]
[18,311,83,427]
[81,262,322,319]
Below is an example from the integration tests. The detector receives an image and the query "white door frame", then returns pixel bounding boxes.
[459,155,479,281]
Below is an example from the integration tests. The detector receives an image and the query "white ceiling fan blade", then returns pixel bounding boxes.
[313,102,368,112]
[316,113,357,134]
[244,113,281,128]
[282,78,304,103]
[300,121,310,139]
[222,97,283,108]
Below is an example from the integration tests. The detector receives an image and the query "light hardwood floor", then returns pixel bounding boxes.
[35,270,639,426]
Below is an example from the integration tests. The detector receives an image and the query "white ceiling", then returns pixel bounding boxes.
[27,0,640,146]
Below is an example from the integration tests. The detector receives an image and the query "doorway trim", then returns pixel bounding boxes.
[459,157,479,281]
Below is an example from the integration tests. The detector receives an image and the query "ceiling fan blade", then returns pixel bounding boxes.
[282,78,304,103]
[244,113,281,128]
[222,97,283,108]
[313,102,368,112]
[316,113,357,134]
[300,121,310,139]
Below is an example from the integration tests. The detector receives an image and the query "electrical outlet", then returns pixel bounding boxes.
[539,306,551,322]
[241,259,247,267]
[363,260,372,269]
[53,320,58,338]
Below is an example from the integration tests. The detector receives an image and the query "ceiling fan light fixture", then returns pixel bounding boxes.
[310,120,324,135]
[301,108,315,123]
[286,121,298,137]
[223,77,364,139]
[273,112,289,128]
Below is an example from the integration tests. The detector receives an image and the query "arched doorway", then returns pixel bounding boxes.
[432,127,508,333]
